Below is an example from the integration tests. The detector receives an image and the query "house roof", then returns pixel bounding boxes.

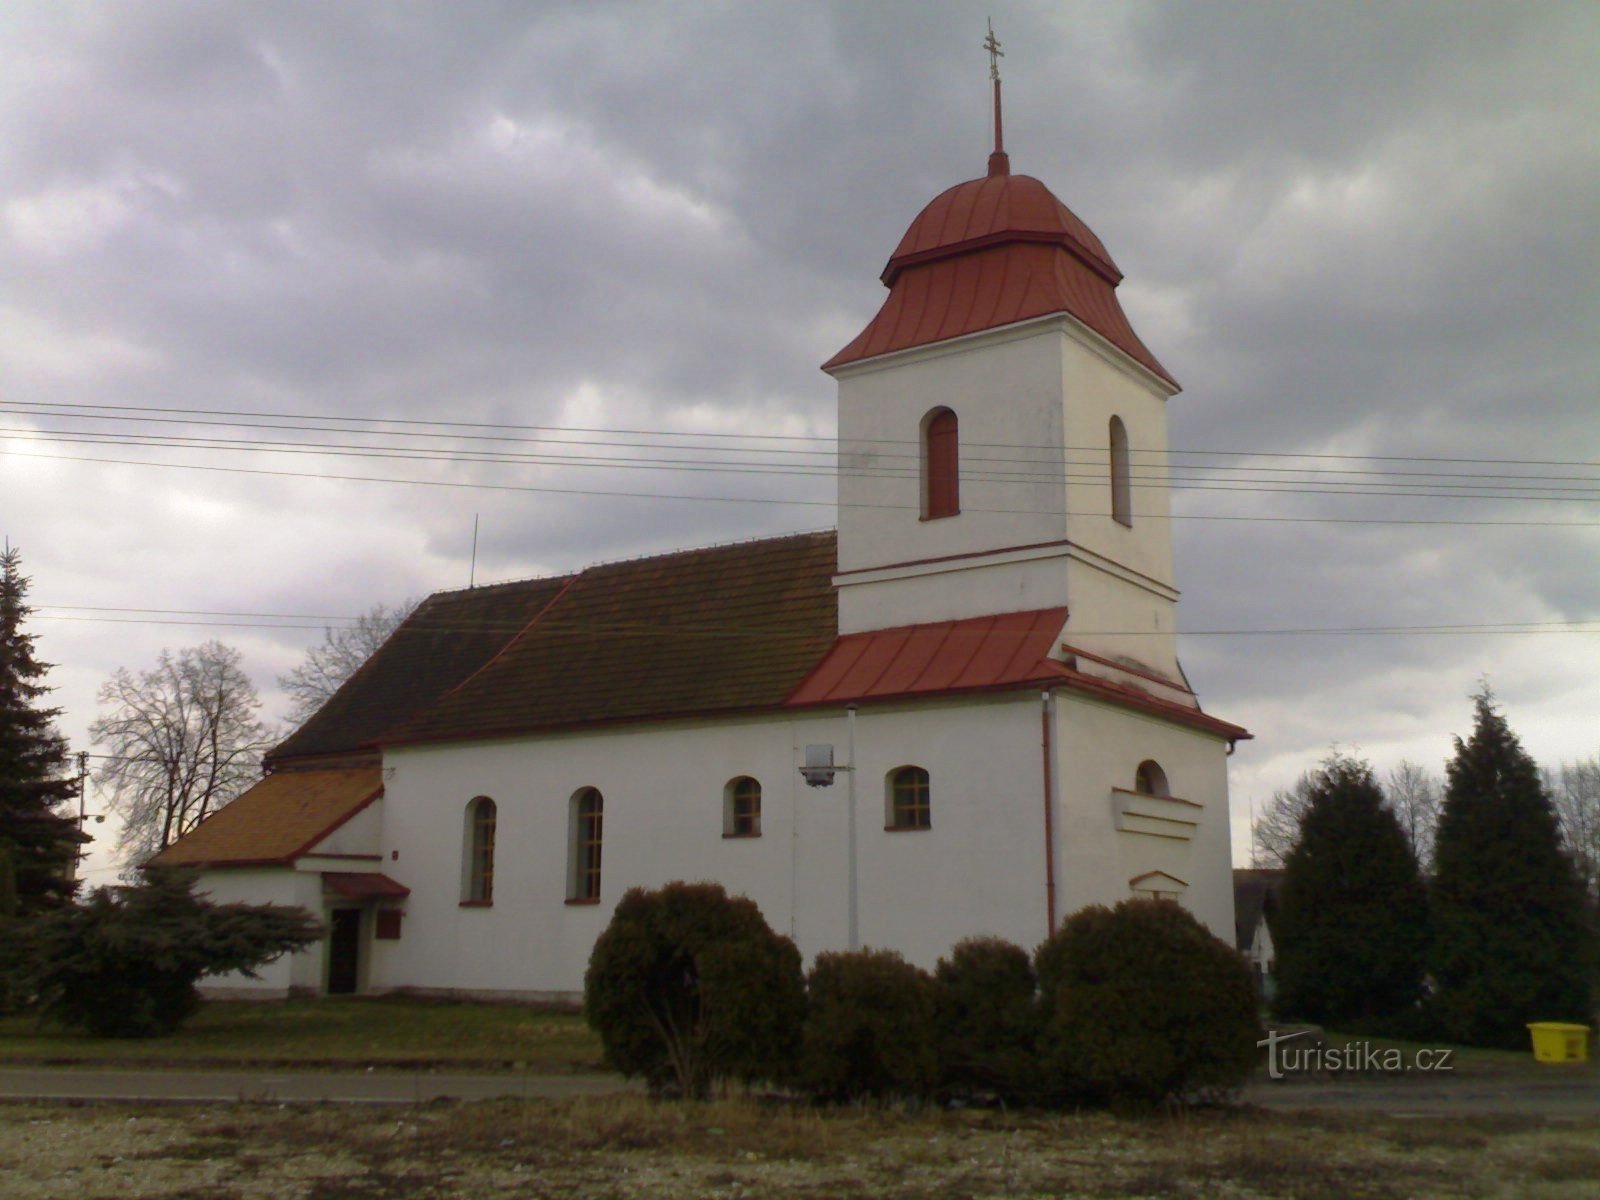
[388,531,840,746]
[823,168,1176,387]
[1233,867,1285,951]
[148,767,382,869]
[269,574,572,763]
[787,608,1068,707]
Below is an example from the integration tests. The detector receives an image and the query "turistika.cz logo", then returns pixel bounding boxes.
[1258,1029,1456,1080]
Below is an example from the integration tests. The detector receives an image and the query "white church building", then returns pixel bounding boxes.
[155,105,1249,1000]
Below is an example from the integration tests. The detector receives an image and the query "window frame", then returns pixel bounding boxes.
[886,765,932,831]
[922,407,960,520]
[1109,415,1132,527]
[461,796,496,906]
[1134,760,1170,797]
[567,787,604,904]
[723,775,762,838]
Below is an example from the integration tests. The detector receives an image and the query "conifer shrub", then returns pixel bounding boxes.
[583,881,804,1098]
[1035,899,1261,1109]
[13,868,322,1036]
[933,936,1040,1103]
[800,948,939,1103]
[1272,754,1430,1032]
[1431,692,1596,1048]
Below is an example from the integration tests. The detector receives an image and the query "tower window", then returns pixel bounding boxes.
[1135,760,1169,797]
[923,408,960,519]
[1109,416,1132,526]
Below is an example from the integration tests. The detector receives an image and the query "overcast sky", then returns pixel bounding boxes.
[3,1,1596,887]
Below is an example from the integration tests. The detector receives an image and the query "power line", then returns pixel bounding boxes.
[27,605,1599,638]
[5,424,1599,499]
[6,398,1598,468]
[5,446,1596,528]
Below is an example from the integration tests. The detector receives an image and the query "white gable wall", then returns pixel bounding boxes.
[193,866,327,997]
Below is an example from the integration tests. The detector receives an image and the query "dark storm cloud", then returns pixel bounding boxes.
[2,1,1596,876]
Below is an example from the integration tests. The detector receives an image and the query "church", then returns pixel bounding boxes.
[154,72,1249,999]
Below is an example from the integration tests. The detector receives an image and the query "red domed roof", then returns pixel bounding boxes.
[882,172,1120,287]
[824,166,1175,388]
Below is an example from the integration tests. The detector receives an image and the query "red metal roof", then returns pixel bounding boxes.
[786,609,1068,707]
[823,171,1176,387]
[323,872,410,899]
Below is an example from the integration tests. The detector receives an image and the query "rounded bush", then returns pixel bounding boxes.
[800,948,938,1103]
[1035,899,1262,1108]
[584,881,804,1098]
[933,936,1039,1102]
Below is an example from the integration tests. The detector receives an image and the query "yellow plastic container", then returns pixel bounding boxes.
[1527,1022,1591,1063]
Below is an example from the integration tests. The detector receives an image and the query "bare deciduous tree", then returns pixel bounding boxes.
[90,641,272,869]
[1549,755,1600,905]
[278,600,415,725]
[1250,771,1315,868]
[1384,760,1441,872]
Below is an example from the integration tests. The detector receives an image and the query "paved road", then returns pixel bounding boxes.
[2,1066,1594,1116]
[0,1066,637,1105]
[1241,1074,1599,1118]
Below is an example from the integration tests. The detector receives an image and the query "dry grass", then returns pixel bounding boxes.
[2,1095,1597,1199]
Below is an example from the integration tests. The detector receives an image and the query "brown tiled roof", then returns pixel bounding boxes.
[148,767,382,868]
[389,531,840,745]
[269,575,572,763]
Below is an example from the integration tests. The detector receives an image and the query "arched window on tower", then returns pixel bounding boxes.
[922,407,960,519]
[1109,416,1132,526]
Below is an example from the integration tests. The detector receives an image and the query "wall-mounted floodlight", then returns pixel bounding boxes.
[800,744,837,788]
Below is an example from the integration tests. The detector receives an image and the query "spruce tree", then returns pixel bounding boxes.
[0,545,82,914]
[1431,691,1595,1048]
[1272,754,1429,1030]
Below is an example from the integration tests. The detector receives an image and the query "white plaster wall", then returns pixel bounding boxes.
[374,696,1057,995]
[1060,331,1176,585]
[837,551,1072,634]
[833,323,1068,577]
[1050,692,1236,945]
[1060,559,1182,680]
[307,800,382,857]
[194,867,326,996]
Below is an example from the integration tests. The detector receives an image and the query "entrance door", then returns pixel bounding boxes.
[327,908,362,995]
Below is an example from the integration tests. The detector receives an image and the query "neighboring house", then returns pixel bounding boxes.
[153,123,1250,1000]
[1234,868,1284,995]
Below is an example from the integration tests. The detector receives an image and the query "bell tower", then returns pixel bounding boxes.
[824,42,1188,688]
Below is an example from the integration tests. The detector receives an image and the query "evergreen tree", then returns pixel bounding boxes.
[1431,691,1595,1048]
[0,545,83,914]
[1272,754,1429,1030]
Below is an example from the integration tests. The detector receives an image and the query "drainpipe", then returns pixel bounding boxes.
[847,703,859,952]
[1040,689,1058,938]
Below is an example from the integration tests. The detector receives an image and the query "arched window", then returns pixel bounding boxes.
[462,796,496,904]
[724,776,761,837]
[922,407,959,519]
[1135,760,1169,797]
[887,766,931,831]
[1109,415,1132,526]
[568,787,604,902]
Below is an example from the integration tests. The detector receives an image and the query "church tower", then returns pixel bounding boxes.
[824,45,1189,695]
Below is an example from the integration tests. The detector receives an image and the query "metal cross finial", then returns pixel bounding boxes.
[984,18,1004,82]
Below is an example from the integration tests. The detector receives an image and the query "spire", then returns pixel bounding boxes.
[984,18,1009,177]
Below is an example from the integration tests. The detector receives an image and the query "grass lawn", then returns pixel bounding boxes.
[0,996,604,1072]
[2,1095,1597,1199]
